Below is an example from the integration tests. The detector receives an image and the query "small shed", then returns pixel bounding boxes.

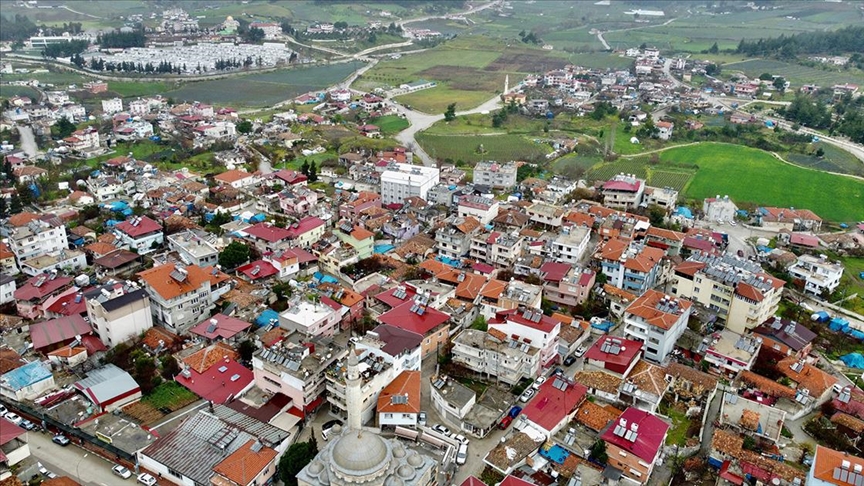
[74,364,142,413]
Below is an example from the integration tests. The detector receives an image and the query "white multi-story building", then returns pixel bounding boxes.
[470,231,524,268]
[788,254,844,296]
[457,195,500,226]
[279,299,341,338]
[250,21,282,39]
[488,308,561,370]
[379,163,439,205]
[451,328,540,385]
[701,330,761,378]
[8,219,69,266]
[436,216,482,260]
[137,263,214,333]
[167,229,219,267]
[623,289,692,363]
[473,161,517,188]
[703,196,738,222]
[101,98,123,114]
[0,274,16,305]
[20,249,87,277]
[601,174,645,210]
[86,285,153,348]
[114,216,164,255]
[549,226,592,264]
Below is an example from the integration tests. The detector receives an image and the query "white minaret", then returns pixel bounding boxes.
[504,74,509,94]
[345,344,362,430]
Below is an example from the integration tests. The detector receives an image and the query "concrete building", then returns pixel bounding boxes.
[752,317,816,359]
[623,290,692,363]
[451,328,540,385]
[469,231,524,268]
[601,174,645,210]
[701,330,761,379]
[457,195,500,226]
[114,215,164,255]
[280,299,341,338]
[539,262,595,308]
[8,219,68,265]
[167,229,219,267]
[379,163,439,205]
[600,408,669,485]
[474,161,517,188]
[0,275,15,306]
[137,263,215,333]
[788,254,844,296]
[596,239,665,296]
[548,226,592,264]
[673,253,784,334]
[86,284,153,348]
[377,370,422,429]
[488,308,561,370]
[101,98,123,114]
[19,249,87,277]
[526,202,565,228]
[703,196,738,222]
[0,361,55,401]
[436,216,482,260]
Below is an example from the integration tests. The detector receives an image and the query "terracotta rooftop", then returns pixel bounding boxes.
[454,216,481,234]
[138,263,211,300]
[737,371,796,400]
[572,370,622,394]
[739,409,760,431]
[141,327,180,350]
[212,439,277,486]
[183,342,238,374]
[480,279,507,300]
[574,400,621,432]
[811,445,864,485]
[666,362,718,399]
[830,412,864,433]
[624,289,691,331]
[627,360,669,397]
[712,429,806,483]
[377,370,421,414]
[777,356,837,398]
[456,272,487,300]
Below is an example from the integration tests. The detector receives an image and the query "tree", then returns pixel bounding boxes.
[218,241,251,269]
[705,63,721,76]
[772,77,787,93]
[300,160,310,177]
[9,194,23,214]
[279,441,318,486]
[708,42,719,54]
[131,349,158,395]
[0,197,6,218]
[236,120,253,134]
[647,204,666,227]
[160,356,181,381]
[444,103,457,122]
[308,162,318,182]
[470,316,487,331]
[242,27,265,43]
[589,439,608,464]
[238,339,256,363]
[53,116,77,139]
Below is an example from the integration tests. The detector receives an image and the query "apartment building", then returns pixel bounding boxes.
[380,163,440,205]
[457,195,500,225]
[137,263,214,333]
[673,253,784,334]
[596,239,665,296]
[526,202,565,228]
[436,216,482,260]
[539,262,595,307]
[700,330,761,378]
[474,161,517,188]
[601,174,645,210]
[488,308,561,369]
[8,219,68,265]
[451,328,540,385]
[167,229,219,267]
[470,231,524,268]
[788,254,844,296]
[623,290,692,363]
[86,284,153,348]
[279,299,341,338]
[114,215,164,255]
[601,408,669,485]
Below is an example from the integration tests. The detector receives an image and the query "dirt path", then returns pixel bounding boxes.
[618,141,703,158]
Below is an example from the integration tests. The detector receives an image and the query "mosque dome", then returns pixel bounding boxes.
[332,430,390,474]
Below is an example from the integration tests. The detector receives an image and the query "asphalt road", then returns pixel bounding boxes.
[23,431,121,486]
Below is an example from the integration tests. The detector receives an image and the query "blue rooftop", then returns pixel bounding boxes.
[675,207,693,219]
[255,309,280,327]
[1,360,53,391]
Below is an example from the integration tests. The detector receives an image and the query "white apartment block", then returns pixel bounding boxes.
[550,226,591,264]
[380,163,440,205]
[137,263,214,334]
[101,98,123,114]
[644,186,678,210]
[9,219,69,265]
[488,308,561,369]
[168,230,219,267]
[601,174,645,210]
[788,254,844,296]
[703,196,738,222]
[473,161,517,188]
[279,299,341,338]
[86,286,153,348]
[526,202,565,228]
[20,249,87,277]
[470,231,524,268]
[0,275,16,306]
[436,216,481,260]
[457,195,500,226]
[623,290,692,363]
[451,328,540,385]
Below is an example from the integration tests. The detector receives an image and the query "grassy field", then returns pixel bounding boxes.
[142,382,199,410]
[0,85,41,100]
[1,69,90,87]
[784,143,864,178]
[663,143,864,222]
[369,115,408,135]
[109,81,178,98]
[165,62,360,107]
[416,132,551,164]
[838,257,864,316]
[723,59,864,89]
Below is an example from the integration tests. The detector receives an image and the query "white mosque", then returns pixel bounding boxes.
[297,347,439,486]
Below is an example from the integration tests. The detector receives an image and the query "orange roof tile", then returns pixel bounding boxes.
[213,439,277,486]
[627,360,669,397]
[739,409,760,431]
[141,327,180,349]
[214,169,253,183]
[623,246,664,273]
[47,346,87,358]
[480,279,507,300]
[455,216,481,234]
[456,273,487,300]
[738,371,796,399]
[8,212,40,227]
[377,370,421,414]
[84,242,117,256]
[575,400,621,432]
[646,226,686,242]
[777,356,837,398]
[624,289,692,331]
[0,242,13,260]
[811,445,864,484]
[350,226,375,241]
[831,412,864,433]
[602,284,637,303]
[573,370,622,394]
[138,263,211,300]
[551,313,574,325]
[183,342,238,374]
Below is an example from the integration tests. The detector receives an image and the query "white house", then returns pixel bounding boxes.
[101,98,123,114]
[86,285,153,348]
[8,219,68,265]
[457,195,500,226]
[380,163,440,205]
[377,370,422,428]
[137,263,215,333]
[279,299,341,338]
[623,289,692,363]
[114,216,164,255]
[788,254,844,296]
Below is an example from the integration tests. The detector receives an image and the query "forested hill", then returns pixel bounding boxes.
[735,25,864,59]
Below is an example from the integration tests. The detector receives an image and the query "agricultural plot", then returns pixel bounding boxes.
[723,59,864,89]
[0,85,41,100]
[784,143,864,178]
[2,69,90,87]
[416,133,550,164]
[648,170,695,192]
[165,63,359,107]
[369,115,409,135]
[585,159,650,182]
[664,143,864,223]
[109,81,177,98]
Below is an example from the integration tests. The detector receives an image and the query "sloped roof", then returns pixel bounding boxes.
[29,314,92,349]
[737,371,796,399]
[600,407,668,462]
[811,445,864,485]
[73,364,139,407]
[627,360,669,397]
[189,314,252,340]
[752,317,816,352]
[369,324,423,357]
[183,342,239,374]
[574,401,621,432]
[456,272,487,300]
[573,370,622,394]
[138,263,210,300]
[521,378,587,432]
[377,301,450,336]
[115,216,161,238]
[377,370,421,414]
[213,439,277,486]
[0,360,53,391]
[624,289,691,331]
[777,356,837,398]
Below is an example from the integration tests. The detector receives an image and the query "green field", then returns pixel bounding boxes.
[722,59,864,89]
[369,115,408,135]
[665,143,864,222]
[0,85,41,100]
[109,81,178,98]
[784,143,864,178]
[1,69,90,87]
[165,62,360,107]
[416,132,551,164]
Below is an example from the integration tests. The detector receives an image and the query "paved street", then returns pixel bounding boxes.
[20,431,119,486]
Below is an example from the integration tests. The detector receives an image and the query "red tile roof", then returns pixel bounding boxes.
[115,216,162,238]
[600,407,669,462]
[175,358,252,403]
[29,314,93,350]
[212,439,277,485]
[0,417,26,446]
[189,314,252,340]
[624,289,691,331]
[237,260,279,280]
[499,476,534,486]
[214,169,254,183]
[138,263,211,300]
[540,262,571,282]
[244,223,294,243]
[584,336,643,368]
[14,274,73,301]
[45,290,88,316]
[375,284,417,308]
[602,179,642,192]
[811,445,864,485]
[494,308,560,333]
[285,217,325,238]
[459,477,486,486]
[521,378,587,432]
[377,370,421,414]
[377,300,450,336]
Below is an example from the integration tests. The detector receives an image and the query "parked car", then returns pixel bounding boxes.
[563,355,577,366]
[322,419,343,441]
[508,406,522,418]
[19,419,36,430]
[52,434,70,446]
[113,465,132,479]
[432,424,451,437]
[456,443,468,465]
[531,376,546,389]
[418,411,427,426]
[499,415,513,429]
[574,346,587,358]
[38,464,57,479]
[552,367,564,377]
[137,473,158,486]
[453,434,469,445]
[519,388,536,403]
[0,404,7,415]
[4,412,22,425]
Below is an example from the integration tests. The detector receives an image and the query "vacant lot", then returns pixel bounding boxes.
[723,59,864,88]
[665,143,864,222]
[369,115,409,135]
[416,132,550,164]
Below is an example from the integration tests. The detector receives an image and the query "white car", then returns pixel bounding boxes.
[519,388,536,403]
[0,404,7,415]
[729,220,737,226]
[456,443,468,465]
[418,411,427,426]
[432,424,451,437]
[531,376,546,390]
[453,434,469,445]
[574,346,587,358]
[4,412,22,425]
[137,473,158,486]
[113,465,132,479]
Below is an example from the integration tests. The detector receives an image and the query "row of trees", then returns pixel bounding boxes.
[42,40,89,58]
[735,25,864,59]
[97,29,146,48]
[0,14,37,42]
[85,57,185,74]
[777,95,833,129]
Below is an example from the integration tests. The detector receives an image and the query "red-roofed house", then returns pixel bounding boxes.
[488,308,562,369]
[623,289,692,363]
[602,174,645,210]
[540,262,595,307]
[237,260,280,281]
[585,336,643,376]
[0,417,30,469]
[242,223,295,253]
[189,314,252,343]
[595,239,665,295]
[459,476,486,486]
[272,169,308,187]
[788,233,822,249]
[175,357,253,404]
[214,169,257,189]
[114,216,164,255]
[521,377,587,437]
[211,439,279,486]
[377,299,450,358]
[29,314,98,353]
[14,274,74,319]
[601,407,669,485]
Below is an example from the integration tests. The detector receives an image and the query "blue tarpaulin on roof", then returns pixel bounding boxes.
[105,219,121,227]
[812,311,830,322]
[313,272,338,284]
[830,317,851,333]
[255,309,280,327]
[675,207,693,219]
[840,353,864,369]
[250,213,267,223]
[591,320,614,332]
[850,330,864,340]
[374,244,394,254]
[436,256,462,267]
